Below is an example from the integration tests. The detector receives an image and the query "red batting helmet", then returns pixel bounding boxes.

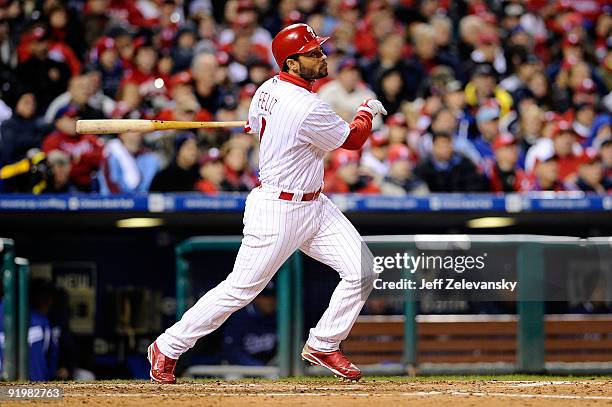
[271,23,329,70]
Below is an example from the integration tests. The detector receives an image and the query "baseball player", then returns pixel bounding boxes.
[148,23,387,382]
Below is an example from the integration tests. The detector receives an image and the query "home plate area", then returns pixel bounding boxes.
[2,377,611,407]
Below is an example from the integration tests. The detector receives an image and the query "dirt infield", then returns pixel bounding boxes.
[1,377,612,406]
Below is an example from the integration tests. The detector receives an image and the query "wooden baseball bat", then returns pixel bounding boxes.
[76,119,246,135]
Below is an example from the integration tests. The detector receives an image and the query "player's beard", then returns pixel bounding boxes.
[299,61,328,81]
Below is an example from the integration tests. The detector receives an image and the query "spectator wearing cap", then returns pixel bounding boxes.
[41,105,104,191]
[0,91,48,166]
[247,60,273,87]
[361,130,390,181]
[405,24,461,100]
[16,26,71,115]
[236,83,257,120]
[551,122,584,182]
[569,152,611,193]
[386,113,410,145]
[442,79,473,140]
[487,134,528,192]
[464,64,513,118]
[98,131,160,194]
[380,144,428,196]
[219,139,258,192]
[120,37,158,92]
[150,133,200,192]
[43,150,76,193]
[415,132,486,192]
[324,150,380,194]
[195,148,224,194]
[473,103,501,165]
[91,37,124,99]
[523,157,566,192]
[318,58,381,128]
[171,24,197,74]
[466,29,508,78]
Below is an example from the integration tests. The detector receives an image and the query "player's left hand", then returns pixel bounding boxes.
[357,99,388,118]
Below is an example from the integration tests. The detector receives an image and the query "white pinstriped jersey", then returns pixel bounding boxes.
[247,76,350,192]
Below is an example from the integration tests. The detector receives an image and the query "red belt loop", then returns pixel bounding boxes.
[278,188,321,202]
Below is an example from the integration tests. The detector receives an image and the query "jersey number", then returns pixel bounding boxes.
[260,117,267,143]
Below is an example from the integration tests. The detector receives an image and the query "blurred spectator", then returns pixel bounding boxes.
[600,139,612,183]
[550,121,583,182]
[380,144,428,195]
[415,132,485,192]
[0,279,59,381]
[361,131,389,181]
[171,24,197,74]
[523,157,566,192]
[318,58,380,127]
[16,27,71,115]
[191,53,225,115]
[501,50,541,94]
[406,24,461,97]
[571,152,611,193]
[418,106,481,166]
[220,139,258,192]
[0,91,48,166]
[195,148,224,194]
[43,150,77,193]
[98,131,160,194]
[324,150,380,194]
[150,133,200,192]
[45,73,108,124]
[487,134,528,192]
[223,282,277,366]
[41,105,104,191]
[464,64,513,118]
[91,37,124,99]
[376,68,407,117]
[473,103,501,165]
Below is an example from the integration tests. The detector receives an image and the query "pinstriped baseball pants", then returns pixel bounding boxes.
[156,186,375,359]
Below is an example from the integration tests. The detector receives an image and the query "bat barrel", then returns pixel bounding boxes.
[76,120,247,134]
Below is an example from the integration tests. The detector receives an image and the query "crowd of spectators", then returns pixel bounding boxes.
[0,0,610,195]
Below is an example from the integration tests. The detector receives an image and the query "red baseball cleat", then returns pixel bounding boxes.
[147,342,177,384]
[301,344,362,381]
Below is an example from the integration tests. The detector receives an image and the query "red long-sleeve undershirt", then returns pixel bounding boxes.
[341,111,373,150]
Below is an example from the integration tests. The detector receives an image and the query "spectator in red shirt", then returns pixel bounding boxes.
[41,105,103,191]
[195,148,224,194]
[487,133,528,192]
[220,139,258,192]
[551,121,583,182]
[523,157,566,192]
[324,150,380,194]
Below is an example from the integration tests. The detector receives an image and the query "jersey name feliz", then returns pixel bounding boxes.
[248,75,350,192]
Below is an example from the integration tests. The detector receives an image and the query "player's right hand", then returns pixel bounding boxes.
[357,98,388,118]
